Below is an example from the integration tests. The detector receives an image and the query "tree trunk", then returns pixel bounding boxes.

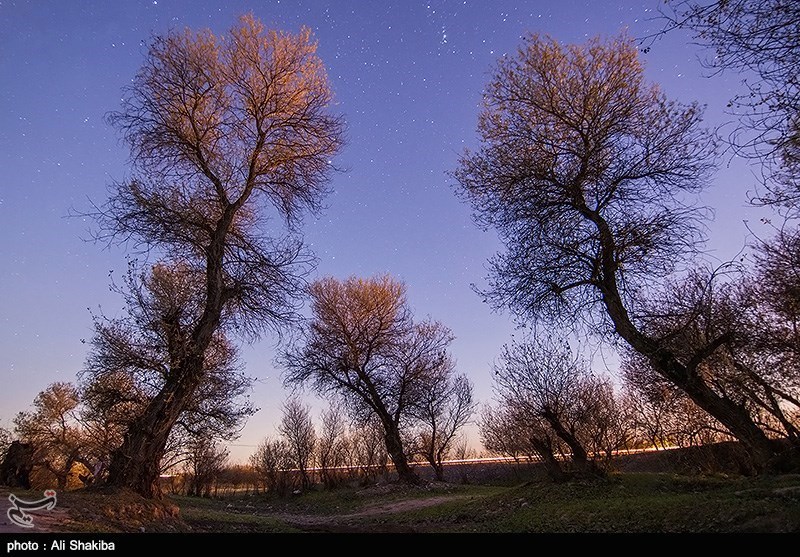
[426,454,445,481]
[543,412,602,478]
[529,436,567,483]
[105,366,202,499]
[382,424,419,484]
[589,208,780,474]
[603,289,778,473]
[659,359,778,474]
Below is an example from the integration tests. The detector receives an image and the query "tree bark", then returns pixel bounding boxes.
[529,437,567,483]
[542,411,602,478]
[104,365,203,499]
[382,424,419,484]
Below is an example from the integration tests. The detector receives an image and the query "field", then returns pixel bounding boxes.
[3,446,800,536]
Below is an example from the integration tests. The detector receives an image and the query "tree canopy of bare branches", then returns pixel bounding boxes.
[278,396,317,489]
[489,333,624,480]
[282,275,461,484]
[655,0,800,211]
[411,372,476,481]
[453,32,789,472]
[82,14,344,498]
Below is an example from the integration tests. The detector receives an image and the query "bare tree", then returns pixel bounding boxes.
[491,333,612,479]
[479,404,531,464]
[480,400,567,482]
[81,14,344,498]
[655,0,800,210]
[81,262,258,486]
[349,416,390,484]
[578,374,635,465]
[184,436,229,497]
[721,236,800,446]
[283,275,457,484]
[745,227,800,385]
[625,263,800,458]
[278,395,316,490]
[249,437,293,495]
[316,405,348,489]
[411,372,476,481]
[452,32,786,472]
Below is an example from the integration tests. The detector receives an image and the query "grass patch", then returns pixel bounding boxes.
[10,470,800,533]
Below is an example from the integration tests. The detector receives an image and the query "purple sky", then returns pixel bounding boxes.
[0,1,773,463]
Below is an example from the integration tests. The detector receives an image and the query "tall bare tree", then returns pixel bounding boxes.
[452,32,786,472]
[278,395,317,490]
[83,14,344,498]
[81,262,259,486]
[283,275,456,484]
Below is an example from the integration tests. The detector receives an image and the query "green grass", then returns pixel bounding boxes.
[393,473,800,533]
[160,472,800,533]
[21,471,800,533]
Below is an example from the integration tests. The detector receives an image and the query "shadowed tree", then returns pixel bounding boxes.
[277,395,316,490]
[81,262,259,485]
[452,32,785,472]
[479,404,530,464]
[491,333,615,479]
[184,436,229,497]
[249,437,293,495]
[480,401,567,482]
[622,263,800,461]
[316,405,348,489]
[411,371,476,481]
[622,351,734,450]
[741,228,800,433]
[349,416,390,483]
[282,275,457,485]
[81,14,344,498]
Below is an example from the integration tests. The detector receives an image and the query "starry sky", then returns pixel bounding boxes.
[0,0,774,463]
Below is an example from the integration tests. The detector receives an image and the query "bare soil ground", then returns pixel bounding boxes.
[274,493,474,533]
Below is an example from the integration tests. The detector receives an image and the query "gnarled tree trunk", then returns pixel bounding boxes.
[105,366,203,499]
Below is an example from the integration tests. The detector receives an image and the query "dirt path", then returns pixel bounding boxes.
[275,494,472,533]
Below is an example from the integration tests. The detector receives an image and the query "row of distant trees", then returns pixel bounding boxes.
[4,2,799,499]
[0,382,474,494]
[0,342,760,495]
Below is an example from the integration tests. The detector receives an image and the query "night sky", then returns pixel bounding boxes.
[0,0,774,463]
